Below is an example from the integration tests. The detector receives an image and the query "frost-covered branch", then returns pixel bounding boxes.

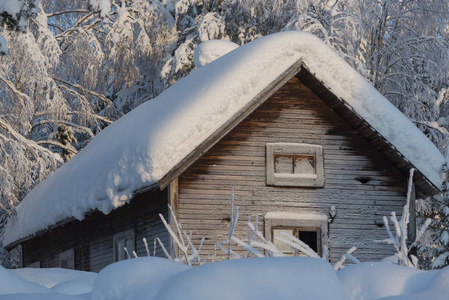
[158,204,207,266]
[274,232,321,259]
[216,189,331,260]
[53,77,113,107]
[47,9,90,18]
[0,118,63,235]
[334,246,358,270]
[32,119,94,137]
[0,76,31,104]
[54,11,96,39]
[34,111,113,125]
[412,120,449,136]
[36,140,77,154]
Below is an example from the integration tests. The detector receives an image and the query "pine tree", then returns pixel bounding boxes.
[54,124,77,162]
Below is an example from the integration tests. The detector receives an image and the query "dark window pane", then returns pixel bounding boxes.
[298,230,318,253]
[117,240,125,261]
[61,260,68,269]
[125,238,133,252]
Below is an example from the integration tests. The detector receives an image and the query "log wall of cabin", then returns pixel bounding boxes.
[21,189,169,272]
[177,76,409,263]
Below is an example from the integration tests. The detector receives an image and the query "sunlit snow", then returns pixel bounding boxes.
[1,257,449,300]
[193,39,239,67]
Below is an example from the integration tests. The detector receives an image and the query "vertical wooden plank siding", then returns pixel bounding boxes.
[21,189,169,272]
[177,77,409,263]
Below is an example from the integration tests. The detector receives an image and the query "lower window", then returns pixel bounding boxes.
[265,212,328,256]
[113,229,135,262]
[272,227,321,256]
[59,249,75,269]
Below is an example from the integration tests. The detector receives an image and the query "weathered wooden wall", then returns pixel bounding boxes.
[177,76,409,263]
[22,189,169,272]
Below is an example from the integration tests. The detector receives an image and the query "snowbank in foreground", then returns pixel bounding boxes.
[0,266,51,295]
[338,262,449,300]
[12,267,97,295]
[90,257,190,300]
[151,257,350,300]
[2,257,449,300]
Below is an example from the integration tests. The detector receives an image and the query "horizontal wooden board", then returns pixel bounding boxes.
[22,189,169,272]
[177,77,409,263]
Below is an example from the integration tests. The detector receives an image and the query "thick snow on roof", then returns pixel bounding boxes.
[3,31,444,246]
[193,39,239,67]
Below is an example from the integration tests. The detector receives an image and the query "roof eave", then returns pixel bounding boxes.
[3,216,78,250]
[296,65,441,197]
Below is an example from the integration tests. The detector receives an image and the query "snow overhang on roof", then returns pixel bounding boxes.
[3,31,444,247]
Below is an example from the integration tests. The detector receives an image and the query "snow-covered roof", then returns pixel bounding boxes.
[4,31,444,247]
[193,39,239,68]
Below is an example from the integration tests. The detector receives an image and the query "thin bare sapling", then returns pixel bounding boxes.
[376,168,431,268]
[158,204,208,266]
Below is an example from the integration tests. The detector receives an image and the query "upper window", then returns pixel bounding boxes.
[59,249,75,269]
[266,143,324,187]
[113,229,135,262]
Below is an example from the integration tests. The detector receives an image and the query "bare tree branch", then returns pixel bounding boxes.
[47,10,90,18]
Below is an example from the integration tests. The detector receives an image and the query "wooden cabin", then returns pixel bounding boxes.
[3,32,444,272]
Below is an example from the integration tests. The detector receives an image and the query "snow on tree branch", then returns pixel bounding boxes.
[89,0,111,18]
[36,140,77,155]
[0,117,62,233]
[0,0,39,32]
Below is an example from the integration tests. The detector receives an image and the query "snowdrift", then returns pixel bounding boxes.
[2,257,449,300]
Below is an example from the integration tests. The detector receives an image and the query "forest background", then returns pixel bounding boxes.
[0,0,448,269]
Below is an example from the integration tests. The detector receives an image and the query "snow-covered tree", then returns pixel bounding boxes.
[0,0,39,32]
[103,0,176,112]
[0,0,178,245]
[418,161,449,269]
[0,0,118,262]
[354,0,449,149]
[0,119,62,237]
[162,0,366,87]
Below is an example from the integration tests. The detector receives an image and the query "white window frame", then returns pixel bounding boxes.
[266,143,324,187]
[264,212,328,256]
[113,229,135,262]
[59,248,75,269]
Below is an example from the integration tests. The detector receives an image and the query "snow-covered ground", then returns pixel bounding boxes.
[1,257,448,300]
